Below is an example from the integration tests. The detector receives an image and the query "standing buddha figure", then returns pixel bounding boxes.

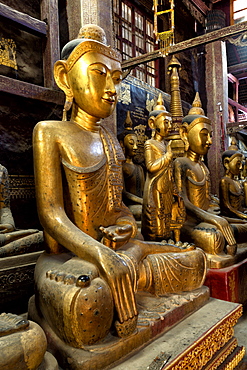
[174,93,247,268]
[142,94,185,242]
[29,25,207,365]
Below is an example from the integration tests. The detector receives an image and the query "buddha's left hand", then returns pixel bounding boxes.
[0,224,15,233]
[100,224,133,249]
[207,204,221,215]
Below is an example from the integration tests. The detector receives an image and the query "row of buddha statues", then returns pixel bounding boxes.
[1,23,247,369]
[120,94,247,267]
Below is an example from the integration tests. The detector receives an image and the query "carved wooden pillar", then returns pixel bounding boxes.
[66,0,114,46]
[205,40,228,195]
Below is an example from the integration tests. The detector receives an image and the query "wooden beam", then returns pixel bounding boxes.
[189,0,209,15]
[122,21,247,70]
[228,61,247,74]
[0,3,47,35]
[41,0,60,88]
[0,75,64,105]
[228,97,247,114]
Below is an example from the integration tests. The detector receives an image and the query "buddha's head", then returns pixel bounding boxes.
[222,150,243,177]
[54,24,122,120]
[148,94,172,139]
[118,111,138,159]
[180,93,212,155]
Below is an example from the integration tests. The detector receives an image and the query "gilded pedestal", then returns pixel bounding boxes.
[111,299,245,370]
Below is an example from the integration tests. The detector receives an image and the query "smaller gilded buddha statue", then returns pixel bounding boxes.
[118,111,145,221]
[0,164,43,258]
[220,150,247,222]
[142,94,186,242]
[174,93,247,267]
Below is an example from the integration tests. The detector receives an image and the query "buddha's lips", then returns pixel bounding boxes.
[102,96,116,104]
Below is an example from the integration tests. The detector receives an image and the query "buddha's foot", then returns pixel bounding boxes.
[162,239,196,251]
[46,269,91,287]
[226,244,237,256]
[115,315,138,337]
[0,313,29,337]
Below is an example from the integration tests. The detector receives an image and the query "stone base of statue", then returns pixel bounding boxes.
[29,286,209,370]
[205,256,247,305]
[0,312,58,370]
[111,298,245,370]
[0,250,43,313]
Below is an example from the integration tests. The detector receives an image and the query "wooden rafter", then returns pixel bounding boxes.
[0,3,47,35]
[122,21,247,70]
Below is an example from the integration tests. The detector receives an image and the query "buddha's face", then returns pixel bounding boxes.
[154,113,172,138]
[187,121,212,155]
[227,155,243,176]
[124,134,138,158]
[67,51,122,119]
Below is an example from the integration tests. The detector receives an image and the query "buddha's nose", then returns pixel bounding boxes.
[105,75,116,96]
[207,135,212,145]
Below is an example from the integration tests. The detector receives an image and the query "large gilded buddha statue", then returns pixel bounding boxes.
[174,93,247,268]
[29,25,207,369]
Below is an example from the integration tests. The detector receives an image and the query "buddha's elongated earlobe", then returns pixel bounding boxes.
[54,60,74,121]
[62,95,73,121]
[179,125,189,151]
[148,117,155,138]
[223,158,230,175]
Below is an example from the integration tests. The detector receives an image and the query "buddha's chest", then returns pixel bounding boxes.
[186,162,207,184]
[228,179,243,197]
[59,130,105,168]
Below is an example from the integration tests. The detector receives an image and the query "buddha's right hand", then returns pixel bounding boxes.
[210,214,236,246]
[166,140,173,159]
[96,249,137,324]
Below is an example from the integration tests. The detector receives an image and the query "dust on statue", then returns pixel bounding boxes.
[28,24,208,370]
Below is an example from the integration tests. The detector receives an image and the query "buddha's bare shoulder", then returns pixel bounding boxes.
[34,120,72,131]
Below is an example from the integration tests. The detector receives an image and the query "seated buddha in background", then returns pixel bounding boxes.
[174,93,247,268]
[220,150,247,223]
[0,163,43,258]
[29,24,207,356]
[142,95,185,242]
[117,112,145,222]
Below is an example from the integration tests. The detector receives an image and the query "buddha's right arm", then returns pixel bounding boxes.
[33,122,137,322]
[145,141,172,173]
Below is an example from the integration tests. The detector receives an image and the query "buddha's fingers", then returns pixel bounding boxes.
[222,225,236,245]
[122,273,137,318]
[114,276,137,323]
